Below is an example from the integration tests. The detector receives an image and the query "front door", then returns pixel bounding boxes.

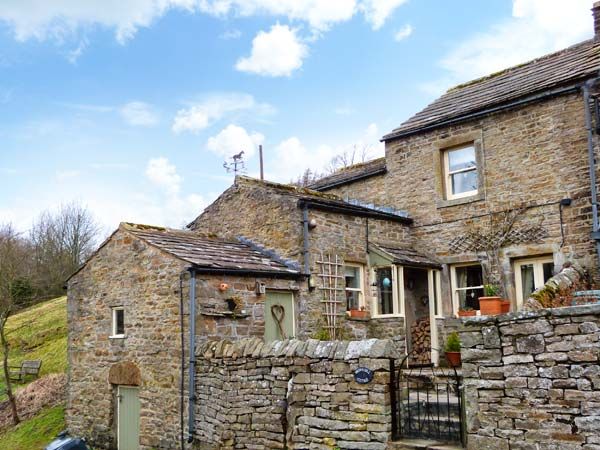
[118,386,140,450]
[403,267,432,365]
[264,291,295,342]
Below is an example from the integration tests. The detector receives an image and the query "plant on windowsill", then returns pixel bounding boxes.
[444,332,462,367]
[457,307,476,317]
[348,306,369,319]
[479,284,503,315]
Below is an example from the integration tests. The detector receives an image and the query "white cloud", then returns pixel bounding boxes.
[394,23,413,41]
[235,24,308,77]
[207,124,264,158]
[172,93,273,134]
[145,157,182,195]
[425,0,593,95]
[0,1,409,45]
[66,37,88,64]
[120,101,159,127]
[360,0,408,30]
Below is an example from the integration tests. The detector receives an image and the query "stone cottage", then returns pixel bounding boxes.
[66,3,600,449]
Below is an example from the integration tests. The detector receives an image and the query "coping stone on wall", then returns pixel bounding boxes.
[197,337,398,360]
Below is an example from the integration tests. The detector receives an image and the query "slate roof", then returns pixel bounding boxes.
[122,223,300,276]
[383,39,600,140]
[371,243,441,268]
[308,158,386,191]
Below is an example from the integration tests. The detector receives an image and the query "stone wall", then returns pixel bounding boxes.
[67,229,188,449]
[194,338,396,450]
[459,304,600,450]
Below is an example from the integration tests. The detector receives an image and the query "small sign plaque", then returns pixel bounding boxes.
[354,367,374,384]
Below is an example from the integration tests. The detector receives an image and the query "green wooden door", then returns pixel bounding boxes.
[264,291,295,342]
[118,386,140,450]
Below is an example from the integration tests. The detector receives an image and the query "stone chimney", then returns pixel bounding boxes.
[594,1,600,40]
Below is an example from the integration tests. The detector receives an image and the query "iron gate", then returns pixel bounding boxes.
[390,353,464,445]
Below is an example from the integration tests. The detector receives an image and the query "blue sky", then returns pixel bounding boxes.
[0,0,594,233]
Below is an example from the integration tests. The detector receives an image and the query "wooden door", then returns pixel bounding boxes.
[118,386,140,450]
[264,291,295,342]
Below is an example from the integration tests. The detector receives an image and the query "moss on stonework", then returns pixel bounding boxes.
[531,284,558,308]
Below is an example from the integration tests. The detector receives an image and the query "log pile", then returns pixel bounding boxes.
[409,317,431,365]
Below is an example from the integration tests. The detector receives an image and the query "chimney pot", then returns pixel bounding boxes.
[594,1,600,40]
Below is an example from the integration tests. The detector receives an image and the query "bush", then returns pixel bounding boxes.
[445,332,461,352]
[484,284,499,296]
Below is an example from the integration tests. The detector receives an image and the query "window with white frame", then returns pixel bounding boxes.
[450,264,484,313]
[429,269,443,317]
[514,256,554,309]
[372,266,404,317]
[443,145,478,199]
[344,265,364,311]
[111,307,125,337]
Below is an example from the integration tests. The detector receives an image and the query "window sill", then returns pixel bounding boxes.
[109,335,126,340]
[436,192,484,209]
[371,314,404,319]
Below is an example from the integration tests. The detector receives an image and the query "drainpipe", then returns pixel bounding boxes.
[583,77,600,267]
[187,268,197,443]
[301,203,312,288]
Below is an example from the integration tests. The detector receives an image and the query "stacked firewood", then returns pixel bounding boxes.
[410,317,431,365]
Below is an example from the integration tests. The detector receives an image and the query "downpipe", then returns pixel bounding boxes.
[583,77,600,267]
[187,268,197,443]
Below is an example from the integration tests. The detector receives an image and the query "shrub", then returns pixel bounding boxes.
[484,284,499,296]
[445,332,461,352]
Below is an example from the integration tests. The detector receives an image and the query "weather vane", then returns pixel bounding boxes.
[223,150,246,176]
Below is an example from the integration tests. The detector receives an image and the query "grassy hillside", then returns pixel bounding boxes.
[0,296,68,448]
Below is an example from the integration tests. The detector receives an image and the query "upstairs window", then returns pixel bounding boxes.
[344,265,364,311]
[111,307,125,338]
[444,145,478,199]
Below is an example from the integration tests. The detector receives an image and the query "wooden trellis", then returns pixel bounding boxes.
[317,252,344,339]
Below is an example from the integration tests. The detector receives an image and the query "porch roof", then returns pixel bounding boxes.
[370,243,441,269]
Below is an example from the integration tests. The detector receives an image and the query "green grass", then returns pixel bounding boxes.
[0,404,65,450]
[0,296,67,400]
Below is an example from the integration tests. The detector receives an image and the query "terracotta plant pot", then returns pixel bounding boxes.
[348,309,369,319]
[501,300,511,313]
[479,296,503,315]
[445,351,461,367]
[458,309,477,317]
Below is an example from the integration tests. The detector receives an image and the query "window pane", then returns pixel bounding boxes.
[458,288,484,310]
[455,265,483,289]
[433,272,439,316]
[451,169,478,195]
[520,264,535,300]
[377,268,393,315]
[542,262,554,283]
[115,310,125,335]
[345,266,361,289]
[346,291,360,310]
[448,146,476,172]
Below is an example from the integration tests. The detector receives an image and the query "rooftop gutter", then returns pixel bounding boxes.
[297,198,413,224]
[310,166,387,191]
[382,83,582,142]
[189,266,303,279]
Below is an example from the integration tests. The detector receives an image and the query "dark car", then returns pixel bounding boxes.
[45,431,91,450]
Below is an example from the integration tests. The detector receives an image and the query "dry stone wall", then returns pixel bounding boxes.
[194,338,397,449]
[460,304,600,450]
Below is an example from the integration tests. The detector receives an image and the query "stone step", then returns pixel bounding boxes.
[387,438,464,450]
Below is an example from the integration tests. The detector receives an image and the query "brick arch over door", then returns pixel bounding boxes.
[108,361,141,386]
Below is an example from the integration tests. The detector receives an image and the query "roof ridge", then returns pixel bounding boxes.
[237,236,301,271]
[236,175,342,200]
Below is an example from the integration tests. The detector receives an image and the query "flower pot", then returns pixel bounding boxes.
[501,300,511,313]
[445,351,461,367]
[479,296,503,315]
[348,309,369,319]
[458,309,477,317]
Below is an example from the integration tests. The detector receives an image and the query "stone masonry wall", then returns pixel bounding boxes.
[459,304,600,450]
[194,337,396,450]
[67,228,188,449]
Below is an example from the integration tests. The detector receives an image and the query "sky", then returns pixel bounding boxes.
[0,0,595,234]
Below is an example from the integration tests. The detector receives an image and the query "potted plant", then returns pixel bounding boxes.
[479,284,503,315]
[501,299,511,313]
[458,307,476,317]
[348,306,369,319]
[445,332,461,367]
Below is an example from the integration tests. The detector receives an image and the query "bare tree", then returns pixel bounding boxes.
[0,223,31,425]
[290,168,323,187]
[325,144,373,175]
[30,202,100,296]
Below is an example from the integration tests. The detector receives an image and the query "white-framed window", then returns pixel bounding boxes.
[428,269,443,318]
[443,145,478,199]
[372,265,404,317]
[450,263,484,313]
[111,307,125,338]
[514,256,555,310]
[344,264,365,311]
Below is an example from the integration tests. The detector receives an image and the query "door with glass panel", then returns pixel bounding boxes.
[514,256,554,309]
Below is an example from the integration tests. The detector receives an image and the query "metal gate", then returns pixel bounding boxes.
[390,353,464,445]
